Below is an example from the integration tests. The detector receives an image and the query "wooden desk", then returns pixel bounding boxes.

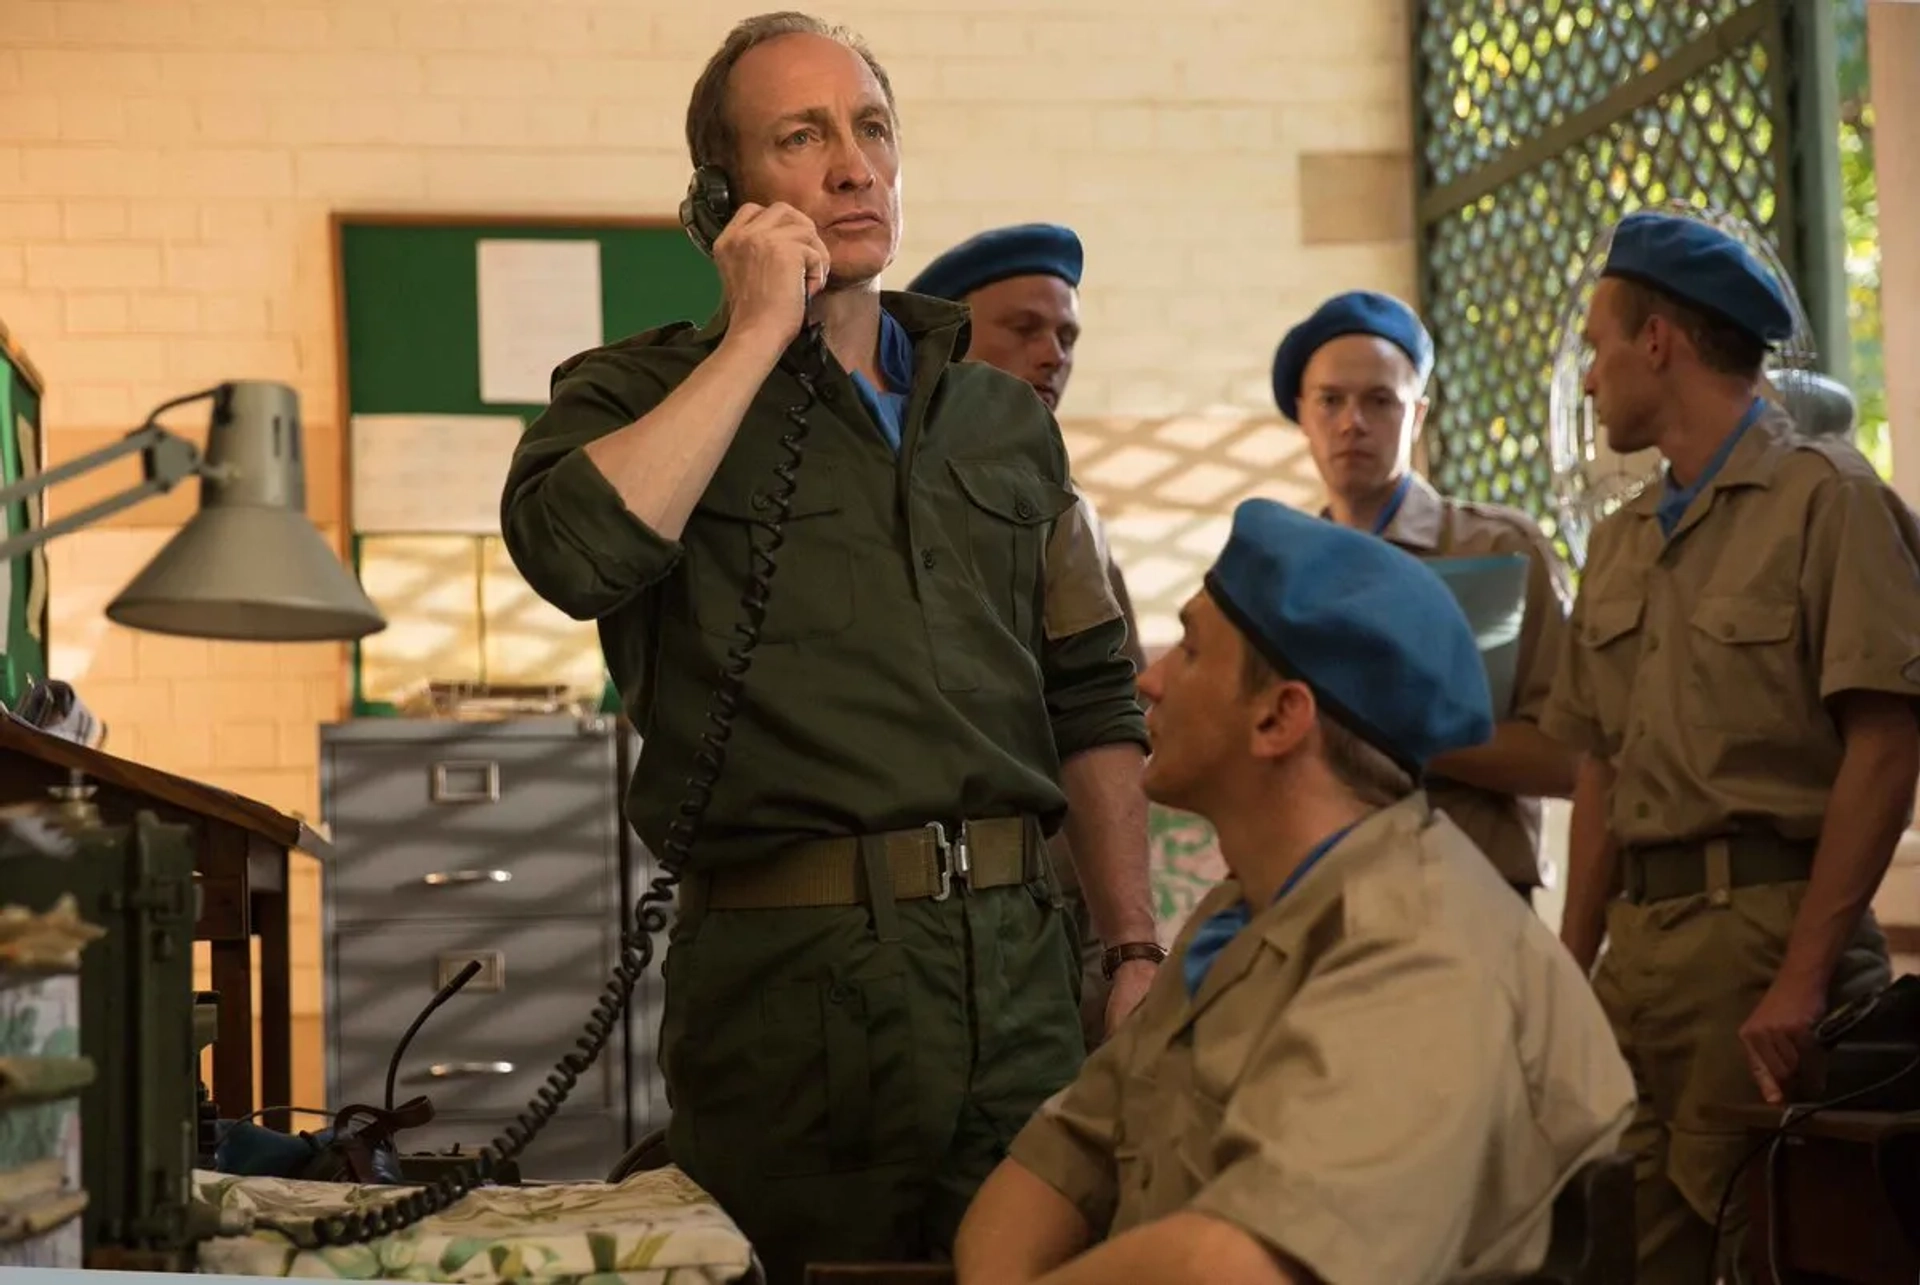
[1716,1103,1920,1284]
[0,714,330,1128]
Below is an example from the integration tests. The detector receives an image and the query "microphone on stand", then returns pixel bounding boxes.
[387,959,484,1112]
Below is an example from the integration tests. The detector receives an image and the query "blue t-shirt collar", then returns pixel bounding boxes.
[1181,820,1361,999]
[1655,396,1766,537]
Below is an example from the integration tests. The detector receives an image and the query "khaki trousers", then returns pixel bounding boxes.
[1593,875,1888,1285]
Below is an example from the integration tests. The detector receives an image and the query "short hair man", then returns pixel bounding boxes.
[499,14,1159,1282]
[1545,210,1920,1284]
[1272,290,1577,901]
[952,498,1634,1285]
[911,222,1153,1046]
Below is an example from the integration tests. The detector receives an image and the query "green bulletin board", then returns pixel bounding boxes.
[0,330,48,709]
[330,214,721,714]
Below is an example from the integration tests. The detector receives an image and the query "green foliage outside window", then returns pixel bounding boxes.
[1835,0,1889,478]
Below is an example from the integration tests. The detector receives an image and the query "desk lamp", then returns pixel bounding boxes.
[0,381,385,642]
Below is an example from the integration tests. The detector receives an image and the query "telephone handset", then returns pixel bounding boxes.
[679,164,733,256]
[265,168,828,1249]
[680,164,830,362]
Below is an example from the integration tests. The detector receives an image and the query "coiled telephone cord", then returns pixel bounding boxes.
[262,329,829,1249]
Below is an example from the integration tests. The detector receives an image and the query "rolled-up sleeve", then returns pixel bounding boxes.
[1044,620,1149,760]
[1041,497,1148,758]
[499,355,683,621]
[1187,933,1509,1285]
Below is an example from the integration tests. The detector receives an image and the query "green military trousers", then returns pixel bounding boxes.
[1593,872,1889,1285]
[1062,886,1109,1051]
[1046,833,1111,1052]
[657,872,1086,1285]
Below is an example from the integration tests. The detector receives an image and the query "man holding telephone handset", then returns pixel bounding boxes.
[501,12,1157,1284]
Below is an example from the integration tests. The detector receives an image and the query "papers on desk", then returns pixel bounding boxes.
[1425,553,1530,714]
[476,239,604,405]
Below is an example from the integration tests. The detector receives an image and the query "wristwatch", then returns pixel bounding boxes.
[1101,941,1169,979]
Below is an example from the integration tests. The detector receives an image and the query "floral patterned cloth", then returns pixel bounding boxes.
[190,1166,758,1284]
[1149,804,1227,946]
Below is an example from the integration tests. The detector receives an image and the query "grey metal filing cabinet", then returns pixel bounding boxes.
[319,716,669,1181]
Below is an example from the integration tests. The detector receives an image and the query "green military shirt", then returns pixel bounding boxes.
[500,291,1148,869]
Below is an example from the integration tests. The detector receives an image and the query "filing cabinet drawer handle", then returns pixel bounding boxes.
[427,1061,515,1078]
[421,869,512,887]
[431,760,501,804]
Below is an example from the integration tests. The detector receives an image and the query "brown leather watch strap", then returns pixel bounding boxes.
[1101,940,1168,979]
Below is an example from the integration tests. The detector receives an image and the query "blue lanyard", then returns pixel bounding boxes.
[1655,396,1766,537]
[1181,820,1360,998]
[1371,474,1413,536]
[1278,820,1355,898]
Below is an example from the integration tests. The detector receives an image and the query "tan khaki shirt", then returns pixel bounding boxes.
[1007,794,1635,1283]
[1541,413,1920,847]
[1326,474,1572,885]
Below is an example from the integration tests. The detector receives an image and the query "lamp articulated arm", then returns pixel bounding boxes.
[0,385,223,564]
[0,380,386,644]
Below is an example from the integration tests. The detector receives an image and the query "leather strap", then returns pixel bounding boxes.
[297,1095,436,1184]
[1101,941,1167,979]
[703,817,1037,910]
[1620,832,1816,905]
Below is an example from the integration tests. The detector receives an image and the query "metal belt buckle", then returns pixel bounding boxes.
[927,821,972,902]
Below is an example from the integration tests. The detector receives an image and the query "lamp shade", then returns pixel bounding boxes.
[106,381,387,642]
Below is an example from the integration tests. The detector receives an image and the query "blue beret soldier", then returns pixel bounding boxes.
[954,499,1634,1285]
[909,222,1084,317]
[913,224,1157,1049]
[1544,208,1920,1285]
[1272,290,1577,904]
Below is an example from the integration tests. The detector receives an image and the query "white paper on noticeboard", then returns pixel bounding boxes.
[476,239,604,405]
[349,413,527,535]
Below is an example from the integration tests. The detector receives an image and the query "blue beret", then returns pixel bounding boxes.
[1601,211,1795,346]
[1271,291,1434,423]
[907,223,1083,302]
[1204,499,1493,777]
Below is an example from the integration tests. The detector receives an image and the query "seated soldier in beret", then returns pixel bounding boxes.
[912,223,1159,1045]
[952,499,1634,1285]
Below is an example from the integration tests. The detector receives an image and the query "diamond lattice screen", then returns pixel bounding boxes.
[1061,415,1323,650]
[1414,1,1784,544]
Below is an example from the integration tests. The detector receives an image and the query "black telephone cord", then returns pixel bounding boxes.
[260,328,829,1249]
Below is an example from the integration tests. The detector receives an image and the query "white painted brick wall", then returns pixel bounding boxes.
[2,0,1413,434]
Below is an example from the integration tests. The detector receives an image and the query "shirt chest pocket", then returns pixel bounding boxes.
[685,464,854,645]
[946,460,1078,642]
[1684,596,1802,734]
[1575,596,1647,749]
[1113,1073,1220,1232]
